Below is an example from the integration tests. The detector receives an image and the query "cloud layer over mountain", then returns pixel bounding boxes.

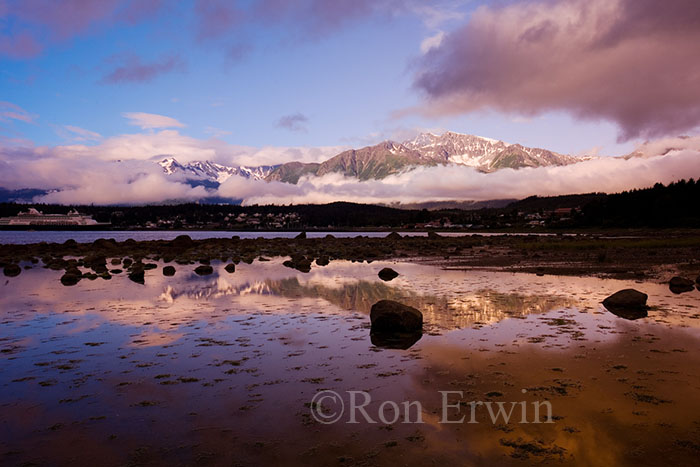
[2,132,699,205]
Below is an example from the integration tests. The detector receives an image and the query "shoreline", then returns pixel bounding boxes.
[2,232,699,283]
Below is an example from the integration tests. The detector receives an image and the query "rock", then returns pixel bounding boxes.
[171,235,194,249]
[194,265,213,276]
[370,300,423,333]
[122,258,133,268]
[669,276,695,294]
[163,266,176,276]
[143,263,158,270]
[3,264,21,277]
[283,255,312,273]
[63,239,78,248]
[224,263,236,273]
[378,267,399,281]
[92,238,116,250]
[295,231,307,240]
[696,274,700,285]
[602,289,648,320]
[316,255,330,266]
[110,258,121,265]
[60,272,81,286]
[427,231,442,239]
[110,269,123,274]
[385,232,402,241]
[127,264,145,284]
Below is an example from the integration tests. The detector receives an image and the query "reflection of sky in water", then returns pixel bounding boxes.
[1,259,700,465]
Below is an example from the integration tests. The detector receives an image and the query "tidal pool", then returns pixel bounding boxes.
[1,259,699,466]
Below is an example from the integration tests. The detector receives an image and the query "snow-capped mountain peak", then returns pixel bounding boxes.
[158,157,278,185]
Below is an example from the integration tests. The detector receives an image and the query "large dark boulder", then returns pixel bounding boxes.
[162,266,176,276]
[385,232,402,241]
[602,289,648,320]
[378,267,399,281]
[316,255,330,266]
[3,264,21,277]
[370,300,423,333]
[669,276,695,294]
[295,231,307,240]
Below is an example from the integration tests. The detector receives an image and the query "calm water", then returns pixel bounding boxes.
[0,230,558,245]
[1,259,699,466]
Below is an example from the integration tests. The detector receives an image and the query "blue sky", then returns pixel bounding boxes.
[1,0,638,157]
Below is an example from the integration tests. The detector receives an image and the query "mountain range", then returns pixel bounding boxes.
[160,131,588,187]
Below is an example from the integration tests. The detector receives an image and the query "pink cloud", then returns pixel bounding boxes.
[0,32,42,58]
[0,101,37,123]
[413,0,700,141]
[1,0,162,58]
[194,0,242,40]
[101,55,185,84]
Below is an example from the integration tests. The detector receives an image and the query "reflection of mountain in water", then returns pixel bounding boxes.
[160,277,576,330]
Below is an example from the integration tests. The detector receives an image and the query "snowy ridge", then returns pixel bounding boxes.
[158,157,278,184]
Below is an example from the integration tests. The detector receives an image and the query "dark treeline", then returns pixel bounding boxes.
[0,180,698,229]
[579,179,700,227]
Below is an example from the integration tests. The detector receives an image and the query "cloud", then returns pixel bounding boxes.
[420,30,444,54]
[0,0,162,58]
[412,0,700,141]
[122,112,185,130]
[0,32,42,58]
[276,113,309,132]
[0,101,37,123]
[227,147,700,206]
[101,54,185,84]
[194,0,241,41]
[55,125,102,142]
[2,134,699,205]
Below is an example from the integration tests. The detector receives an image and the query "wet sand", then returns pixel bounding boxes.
[1,255,700,466]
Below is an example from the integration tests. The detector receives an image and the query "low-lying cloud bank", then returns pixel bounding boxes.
[1,136,697,206]
[222,145,700,206]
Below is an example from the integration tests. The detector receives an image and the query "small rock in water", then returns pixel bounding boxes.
[171,234,194,249]
[669,276,695,294]
[162,266,176,276]
[60,272,80,286]
[602,289,648,320]
[283,255,312,273]
[295,231,307,240]
[378,267,399,281]
[194,265,213,276]
[224,263,236,273]
[385,232,402,241]
[127,264,145,284]
[3,264,21,277]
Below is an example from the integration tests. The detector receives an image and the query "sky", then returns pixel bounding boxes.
[1,0,700,205]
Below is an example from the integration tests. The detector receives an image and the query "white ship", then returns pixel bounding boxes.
[0,208,110,229]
